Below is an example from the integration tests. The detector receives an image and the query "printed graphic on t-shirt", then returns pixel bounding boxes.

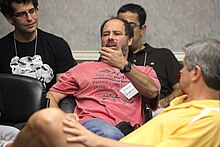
[10,55,54,87]
[93,68,134,104]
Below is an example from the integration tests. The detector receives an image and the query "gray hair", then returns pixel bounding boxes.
[183,39,220,90]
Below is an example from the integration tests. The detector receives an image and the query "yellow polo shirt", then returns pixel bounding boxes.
[120,95,220,147]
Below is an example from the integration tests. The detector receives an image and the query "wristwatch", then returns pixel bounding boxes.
[120,62,131,73]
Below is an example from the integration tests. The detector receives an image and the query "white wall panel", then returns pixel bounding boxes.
[1,0,219,60]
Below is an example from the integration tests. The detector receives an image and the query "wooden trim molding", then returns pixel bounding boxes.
[72,51,185,61]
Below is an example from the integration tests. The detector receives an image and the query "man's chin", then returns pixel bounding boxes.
[22,24,37,32]
[22,27,37,34]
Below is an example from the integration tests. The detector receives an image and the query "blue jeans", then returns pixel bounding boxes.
[81,118,124,140]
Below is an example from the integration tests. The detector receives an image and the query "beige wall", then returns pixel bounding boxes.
[1,0,220,60]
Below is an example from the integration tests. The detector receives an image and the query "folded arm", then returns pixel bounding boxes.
[47,91,67,107]
[100,47,160,99]
[123,64,159,99]
[159,83,182,108]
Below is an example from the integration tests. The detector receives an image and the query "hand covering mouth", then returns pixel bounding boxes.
[106,41,117,47]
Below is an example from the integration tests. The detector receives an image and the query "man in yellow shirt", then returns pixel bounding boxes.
[4,36,220,146]
[61,38,220,147]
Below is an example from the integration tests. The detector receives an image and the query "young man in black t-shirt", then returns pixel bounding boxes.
[0,0,77,91]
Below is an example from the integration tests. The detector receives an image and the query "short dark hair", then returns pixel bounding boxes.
[117,3,146,28]
[0,0,38,16]
[100,17,134,40]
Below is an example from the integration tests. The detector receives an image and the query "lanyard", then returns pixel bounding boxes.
[13,30,38,56]
[143,52,148,66]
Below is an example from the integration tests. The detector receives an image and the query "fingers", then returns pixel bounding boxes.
[158,99,168,108]
[63,117,79,128]
[99,48,112,63]
[66,113,79,121]
[63,126,86,143]
[101,47,112,52]
[63,116,88,132]
[99,47,111,58]
[63,126,80,135]
[66,135,86,143]
[99,47,120,60]
[63,119,84,142]
[63,119,92,144]
[100,47,119,55]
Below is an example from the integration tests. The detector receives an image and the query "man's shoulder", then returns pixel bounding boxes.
[143,43,176,59]
[37,29,64,41]
[77,61,114,69]
[70,61,100,71]
[0,31,13,42]
[78,61,101,66]
[144,43,173,54]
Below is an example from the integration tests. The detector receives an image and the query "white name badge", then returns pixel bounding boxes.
[120,82,138,99]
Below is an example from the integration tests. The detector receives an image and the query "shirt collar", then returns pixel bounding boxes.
[162,95,220,112]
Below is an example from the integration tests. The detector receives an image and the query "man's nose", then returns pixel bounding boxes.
[26,13,33,21]
[108,33,115,40]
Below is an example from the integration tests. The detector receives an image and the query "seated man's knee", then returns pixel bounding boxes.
[28,108,64,132]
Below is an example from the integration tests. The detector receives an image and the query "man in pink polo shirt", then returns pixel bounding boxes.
[46,17,160,140]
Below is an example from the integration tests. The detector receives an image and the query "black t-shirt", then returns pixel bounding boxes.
[128,43,181,99]
[0,29,77,91]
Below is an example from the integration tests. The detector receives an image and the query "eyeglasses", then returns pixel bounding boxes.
[13,7,38,19]
[129,22,140,29]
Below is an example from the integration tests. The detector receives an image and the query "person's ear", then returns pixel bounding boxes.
[141,24,146,36]
[5,14,15,25]
[128,37,134,46]
[191,65,202,81]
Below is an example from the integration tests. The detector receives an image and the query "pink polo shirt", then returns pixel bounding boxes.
[51,62,160,126]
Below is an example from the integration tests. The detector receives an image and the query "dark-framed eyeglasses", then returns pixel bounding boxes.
[13,7,38,19]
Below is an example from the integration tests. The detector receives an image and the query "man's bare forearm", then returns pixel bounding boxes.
[46,91,67,107]
[124,64,159,99]
[159,83,182,107]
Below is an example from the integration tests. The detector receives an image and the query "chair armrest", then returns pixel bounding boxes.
[58,95,76,113]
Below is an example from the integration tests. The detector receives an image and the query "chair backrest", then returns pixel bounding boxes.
[0,74,48,124]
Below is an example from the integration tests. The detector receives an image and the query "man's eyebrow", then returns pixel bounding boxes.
[129,22,136,24]
[102,30,122,33]
[112,30,123,33]
[15,7,35,13]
